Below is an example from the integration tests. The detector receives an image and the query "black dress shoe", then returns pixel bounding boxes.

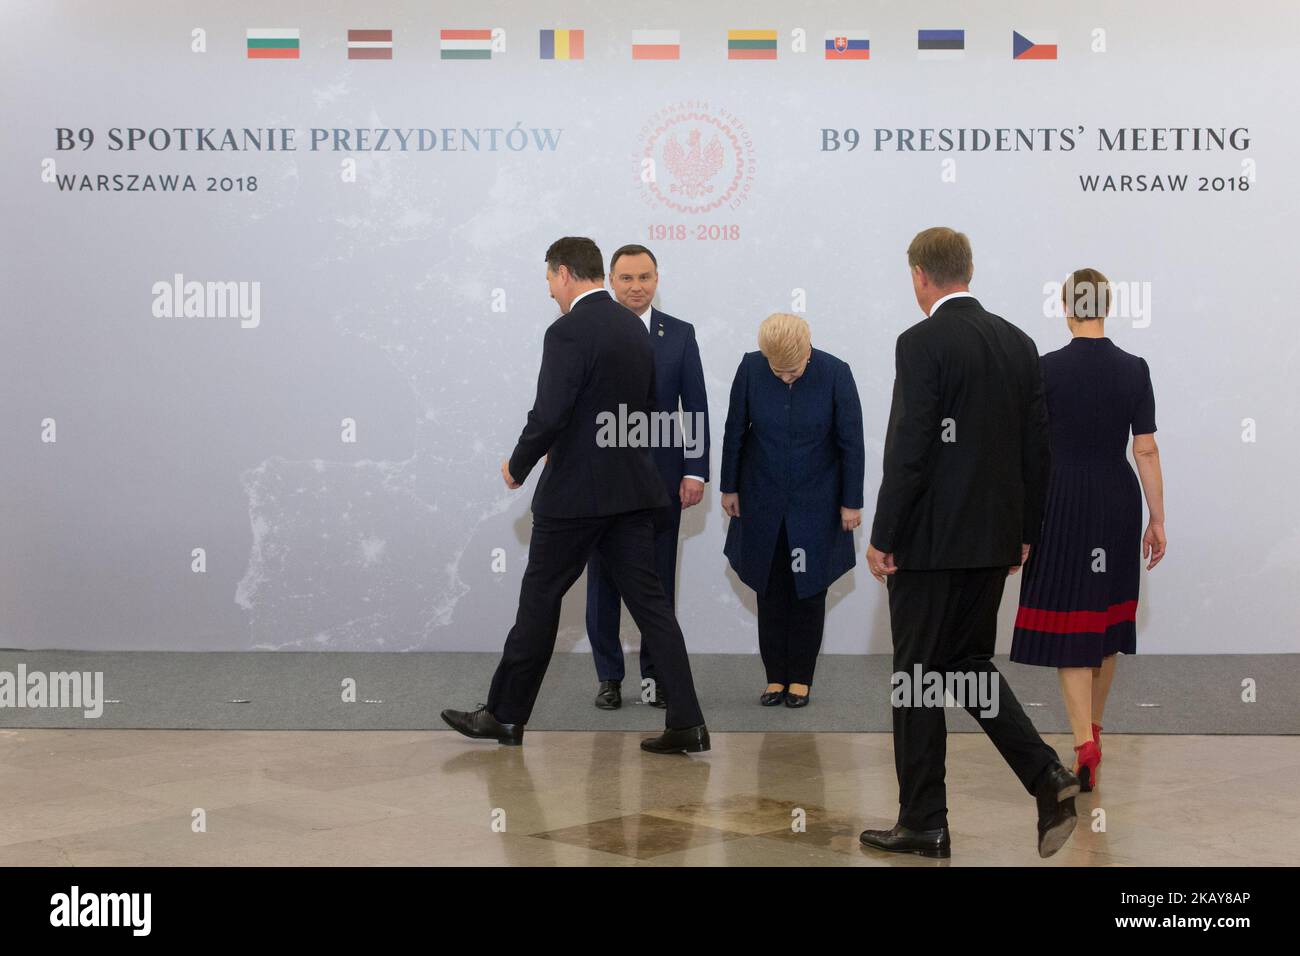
[859,824,951,859]
[784,687,810,708]
[1034,762,1081,858]
[641,724,710,754]
[594,680,622,710]
[646,681,667,709]
[440,706,524,746]
[759,689,786,706]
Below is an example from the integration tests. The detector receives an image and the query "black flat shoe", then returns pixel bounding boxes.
[859,824,951,859]
[440,706,524,746]
[641,724,710,754]
[594,680,621,710]
[1034,762,1080,858]
[759,688,786,706]
[784,688,810,708]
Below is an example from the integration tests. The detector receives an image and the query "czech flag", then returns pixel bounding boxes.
[1013,30,1058,60]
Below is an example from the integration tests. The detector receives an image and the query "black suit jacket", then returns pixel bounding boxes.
[508,289,669,518]
[869,295,1050,570]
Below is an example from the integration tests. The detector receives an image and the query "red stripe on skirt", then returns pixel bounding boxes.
[1015,600,1137,635]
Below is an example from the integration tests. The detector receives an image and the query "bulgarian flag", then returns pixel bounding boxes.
[247,28,300,59]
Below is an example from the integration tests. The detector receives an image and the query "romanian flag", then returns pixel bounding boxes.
[347,29,392,60]
[441,28,492,59]
[1013,30,1058,60]
[540,29,584,60]
[247,28,299,60]
[728,29,777,60]
[632,30,679,60]
[825,31,869,60]
[917,29,964,59]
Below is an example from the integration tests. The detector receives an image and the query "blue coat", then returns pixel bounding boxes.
[647,306,711,491]
[720,348,865,598]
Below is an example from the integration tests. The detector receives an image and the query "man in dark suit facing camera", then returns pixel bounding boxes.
[860,227,1080,859]
[585,244,710,712]
[441,236,709,755]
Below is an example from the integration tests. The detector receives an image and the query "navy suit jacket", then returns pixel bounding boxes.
[720,348,865,598]
[508,290,667,518]
[645,306,711,495]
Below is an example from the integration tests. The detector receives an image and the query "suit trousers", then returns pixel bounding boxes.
[487,509,704,729]
[887,567,1059,831]
[756,523,828,685]
[585,496,682,683]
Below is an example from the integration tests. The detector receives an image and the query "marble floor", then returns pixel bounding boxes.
[0,729,1295,866]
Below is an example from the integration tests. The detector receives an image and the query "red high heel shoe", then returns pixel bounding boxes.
[1073,739,1102,792]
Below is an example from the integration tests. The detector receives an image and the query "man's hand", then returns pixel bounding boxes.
[679,477,705,509]
[866,543,896,583]
[841,507,861,532]
[1008,543,1031,576]
[721,492,740,517]
[501,460,521,490]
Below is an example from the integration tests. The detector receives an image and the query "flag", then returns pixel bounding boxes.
[540,29,584,60]
[728,29,777,60]
[824,30,869,60]
[632,29,679,60]
[918,28,964,59]
[1013,30,1058,60]
[441,28,492,60]
[348,29,392,60]
[247,28,299,60]
[631,29,681,59]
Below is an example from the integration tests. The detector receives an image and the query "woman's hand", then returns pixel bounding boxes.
[721,492,740,517]
[1143,520,1166,569]
[840,507,861,532]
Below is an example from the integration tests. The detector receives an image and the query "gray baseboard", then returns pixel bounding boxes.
[0,651,1293,734]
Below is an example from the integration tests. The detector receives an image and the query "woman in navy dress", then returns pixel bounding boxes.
[720,313,865,707]
[1010,269,1167,791]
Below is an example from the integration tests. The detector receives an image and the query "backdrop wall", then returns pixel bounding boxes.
[3,1,1296,654]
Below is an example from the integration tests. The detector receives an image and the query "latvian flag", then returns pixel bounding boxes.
[632,30,679,60]
[348,29,392,60]
[246,28,299,60]
[917,29,964,59]
[540,29,584,60]
[441,28,492,60]
[1013,30,1058,60]
[728,29,777,60]
[825,31,869,60]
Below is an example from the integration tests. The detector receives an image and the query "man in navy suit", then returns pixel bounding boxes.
[440,236,709,755]
[585,245,711,711]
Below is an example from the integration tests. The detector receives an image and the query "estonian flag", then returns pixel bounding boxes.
[918,29,964,59]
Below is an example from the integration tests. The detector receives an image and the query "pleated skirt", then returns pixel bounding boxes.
[1010,460,1142,668]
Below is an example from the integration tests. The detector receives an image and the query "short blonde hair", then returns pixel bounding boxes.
[907,227,974,285]
[1062,268,1111,320]
[758,313,811,369]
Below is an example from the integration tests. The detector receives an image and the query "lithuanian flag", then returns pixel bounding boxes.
[727,29,777,60]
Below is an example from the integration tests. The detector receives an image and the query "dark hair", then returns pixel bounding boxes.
[609,244,658,273]
[544,237,604,281]
[1062,268,1111,320]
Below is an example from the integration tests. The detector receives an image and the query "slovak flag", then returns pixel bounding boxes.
[824,30,869,60]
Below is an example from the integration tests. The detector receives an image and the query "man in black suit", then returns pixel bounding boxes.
[586,244,710,712]
[860,227,1080,859]
[440,237,709,755]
